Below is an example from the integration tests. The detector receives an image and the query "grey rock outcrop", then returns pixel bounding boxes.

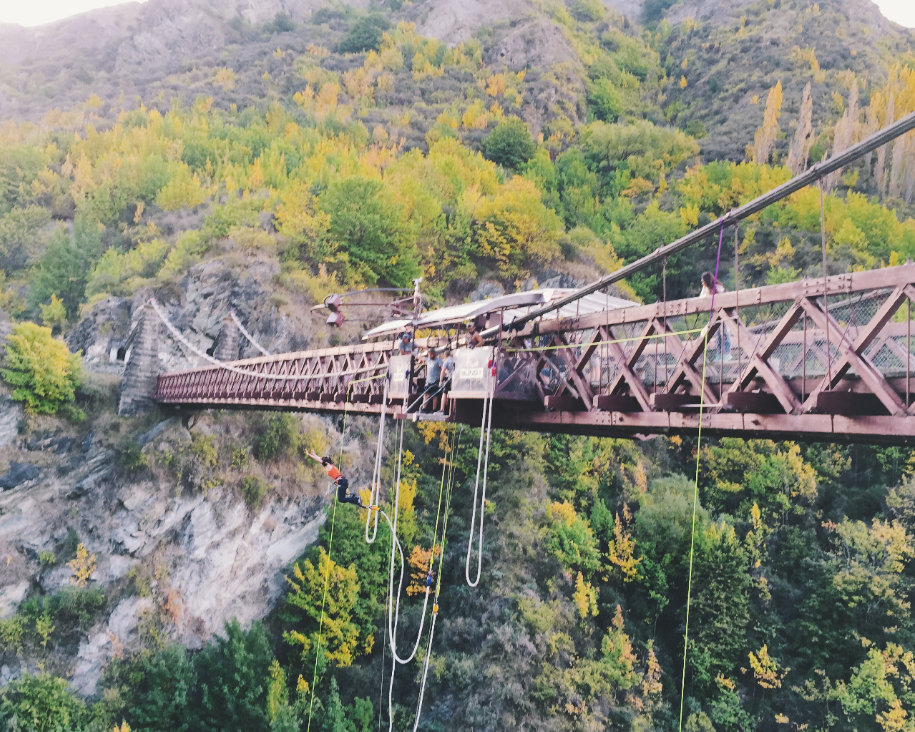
[213,317,241,362]
[414,0,534,45]
[488,17,577,71]
[0,463,41,491]
[0,411,334,695]
[67,297,132,373]
[0,399,22,451]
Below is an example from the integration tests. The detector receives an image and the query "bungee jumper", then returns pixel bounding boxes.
[305,449,365,507]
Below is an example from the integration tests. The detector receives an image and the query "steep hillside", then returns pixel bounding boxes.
[0,1,914,731]
[656,0,915,161]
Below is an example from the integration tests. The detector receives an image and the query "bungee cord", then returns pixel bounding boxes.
[465,358,496,588]
[305,388,351,732]
[365,374,391,544]
[413,425,463,732]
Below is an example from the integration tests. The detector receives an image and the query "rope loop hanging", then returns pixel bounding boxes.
[465,354,497,588]
[365,372,391,544]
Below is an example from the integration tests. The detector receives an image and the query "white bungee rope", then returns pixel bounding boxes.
[412,425,462,731]
[465,357,496,587]
[365,374,390,544]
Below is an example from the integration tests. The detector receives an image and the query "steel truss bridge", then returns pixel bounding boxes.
[152,263,915,446]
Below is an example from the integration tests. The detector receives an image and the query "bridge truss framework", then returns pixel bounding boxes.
[152,263,915,446]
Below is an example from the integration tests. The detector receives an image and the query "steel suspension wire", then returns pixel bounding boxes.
[820,183,832,384]
[485,110,915,338]
[465,360,497,588]
[150,298,380,381]
[678,224,727,732]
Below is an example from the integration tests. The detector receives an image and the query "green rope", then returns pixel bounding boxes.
[306,386,351,732]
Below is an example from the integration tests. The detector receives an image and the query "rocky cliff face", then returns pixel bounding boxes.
[0,414,328,694]
[0,255,373,696]
[0,0,621,71]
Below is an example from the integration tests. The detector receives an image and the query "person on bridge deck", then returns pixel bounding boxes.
[422,351,443,412]
[466,323,485,349]
[700,271,726,297]
[699,271,731,361]
[439,349,454,414]
[396,328,416,356]
[305,450,363,506]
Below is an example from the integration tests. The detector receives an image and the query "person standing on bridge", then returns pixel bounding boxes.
[305,450,363,507]
[700,271,731,361]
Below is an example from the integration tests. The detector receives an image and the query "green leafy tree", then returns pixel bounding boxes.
[254,413,301,461]
[319,176,419,287]
[337,13,391,54]
[284,548,362,671]
[701,439,818,520]
[314,501,391,648]
[544,500,602,578]
[482,118,537,171]
[2,322,82,416]
[29,217,103,318]
[192,620,274,732]
[115,645,195,732]
[0,673,85,732]
[582,119,699,183]
[39,294,67,333]
[321,677,348,732]
[687,523,751,693]
[0,205,52,269]
[0,146,48,215]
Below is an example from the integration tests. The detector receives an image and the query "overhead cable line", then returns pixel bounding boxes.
[489,110,915,337]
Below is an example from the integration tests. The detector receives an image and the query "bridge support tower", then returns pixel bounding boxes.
[118,304,161,417]
[213,316,239,361]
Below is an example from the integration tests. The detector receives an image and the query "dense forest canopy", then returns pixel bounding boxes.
[0,0,914,730]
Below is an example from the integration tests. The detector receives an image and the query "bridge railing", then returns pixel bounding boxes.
[154,263,915,429]
[502,262,915,418]
[154,340,399,409]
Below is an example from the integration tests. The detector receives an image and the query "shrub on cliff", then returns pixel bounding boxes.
[482,118,537,171]
[1,322,83,417]
[0,673,85,732]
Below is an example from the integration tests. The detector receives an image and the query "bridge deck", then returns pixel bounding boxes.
[152,263,915,446]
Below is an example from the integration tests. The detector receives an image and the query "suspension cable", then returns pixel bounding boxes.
[230,311,271,356]
[150,298,380,381]
[820,182,832,385]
